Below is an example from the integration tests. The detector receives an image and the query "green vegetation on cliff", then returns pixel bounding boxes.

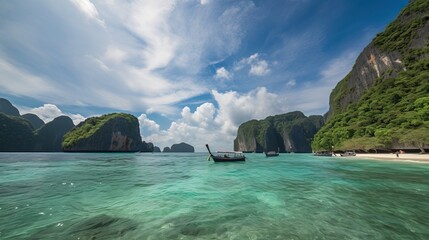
[235,111,324,153]
[313,0,429,152]
[0,113,35,151]
[62,113,136,149]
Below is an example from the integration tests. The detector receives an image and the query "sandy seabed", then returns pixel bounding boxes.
[353,153,429,163]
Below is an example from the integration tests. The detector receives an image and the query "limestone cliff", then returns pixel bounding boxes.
[140,141,154,152]
[314,0,429,152]
[22,113,45,130]
[34,116,74,152]
[326,0,429,119]
[0,113,35,151]
[234,111,324,153]
[163,147,171,152]
[62,113,142,152]
[0,98,20,116]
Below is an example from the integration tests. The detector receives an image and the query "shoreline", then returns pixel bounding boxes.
[353,153,429,164]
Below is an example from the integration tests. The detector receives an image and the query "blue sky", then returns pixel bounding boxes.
[0,0,408,151]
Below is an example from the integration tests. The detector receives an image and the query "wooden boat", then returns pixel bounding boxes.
[340,151,356,157]
[313,151,332,157]
[205,144,245,162]
[265,151,279,157]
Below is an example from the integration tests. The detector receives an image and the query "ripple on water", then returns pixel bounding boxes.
[0,153,429,239]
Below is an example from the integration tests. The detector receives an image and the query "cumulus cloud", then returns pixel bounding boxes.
[21,104,86,125]
[138,113,160,137]
[212,87,286,134]
[143,87,288,151]
[235,53,270,76]
[214,67,231,80]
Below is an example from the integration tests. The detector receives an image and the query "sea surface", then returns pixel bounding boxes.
[0,153,428,239]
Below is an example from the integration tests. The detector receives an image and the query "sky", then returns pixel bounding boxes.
[0,0,408,151]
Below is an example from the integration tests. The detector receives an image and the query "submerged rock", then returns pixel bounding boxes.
[29,214,138,239]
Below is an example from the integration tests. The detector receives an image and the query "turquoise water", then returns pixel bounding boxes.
[1,153,429,239]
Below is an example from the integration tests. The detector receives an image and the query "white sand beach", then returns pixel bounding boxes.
[354,153,429,163]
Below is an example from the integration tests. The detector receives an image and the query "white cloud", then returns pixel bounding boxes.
[0,1,255,116]
[213,87,286,134]
[143,87,288,151]
[70,0,105,27]
[138,113,160,137]
[249,59,270,76]
[0,58,57,99]
[214,67,231,80]
[286,79,296,87]
[235,53,270,76]
[20,104,86,125]
[200,0,211,5]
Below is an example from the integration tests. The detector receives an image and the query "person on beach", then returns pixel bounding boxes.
[395,151,399,157]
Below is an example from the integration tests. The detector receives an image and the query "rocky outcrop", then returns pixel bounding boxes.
[62,113,142,152]
[22,113,45,130]
[140,141,154,152]
[171,142,195,152]
[234,111,324,153]
[162,142,195,152]
[0,98,20,116]
[153,146,161,152]
[34,116,74,151]
[0,113,35,151]
[163,147,171,152]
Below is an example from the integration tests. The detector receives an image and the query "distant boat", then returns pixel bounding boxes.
[265,148,279,157]
[205,144,245,162]
[340,151,356,157]
[313,151,332,157]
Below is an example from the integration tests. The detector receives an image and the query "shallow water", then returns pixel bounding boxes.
[0,152,428,239]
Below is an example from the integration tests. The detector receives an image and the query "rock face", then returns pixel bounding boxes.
[326,45,405,119]
[313,0,429,151]
[0,98,20,116]
[153,146,161,152]
[140,141,154,152]
[22,113,45,130]
[234,111,324,153]
[326,0,429,119]
[34,116,74,151]
[62,113,142,152]
[170,142,195,152]
[0,113,35,151]
[163,147,171,152]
